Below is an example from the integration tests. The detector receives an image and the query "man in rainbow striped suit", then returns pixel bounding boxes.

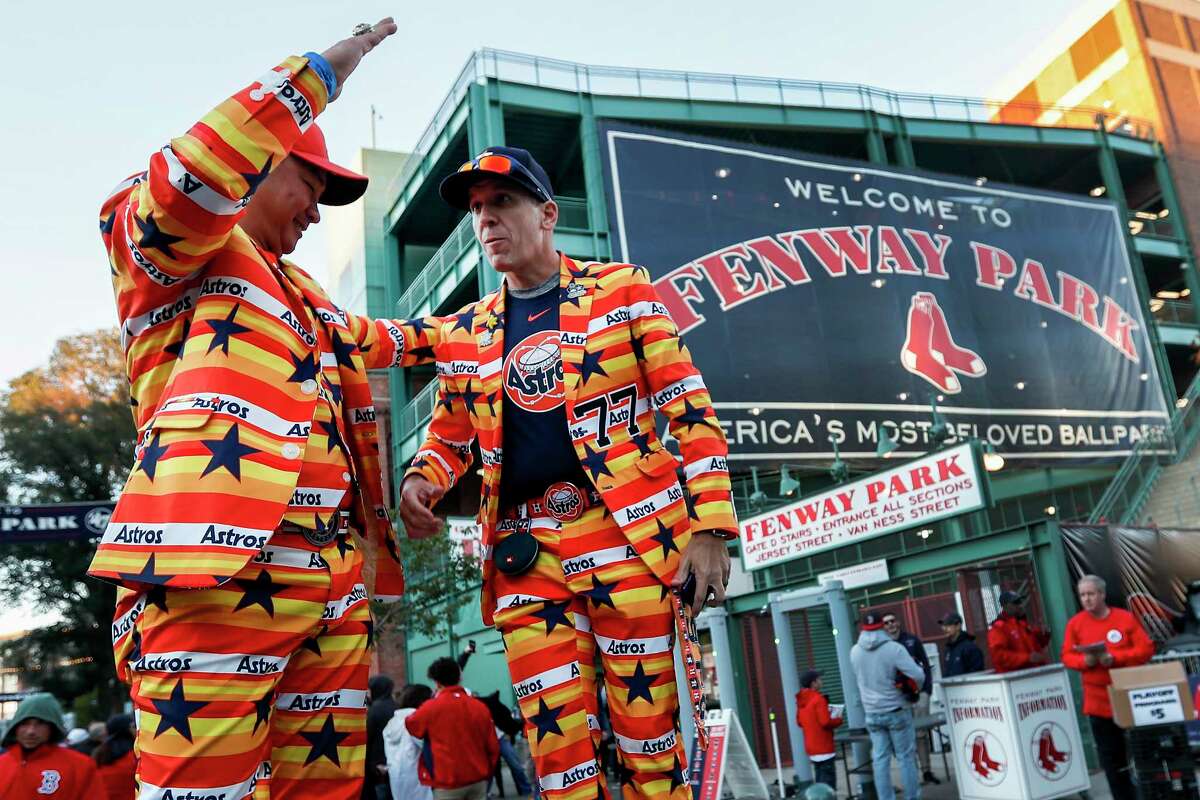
[89,19,440,800]
[399,148,739,799]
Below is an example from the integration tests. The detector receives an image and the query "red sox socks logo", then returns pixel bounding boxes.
[504,330,565,412]
[901,292,986,394]
[967,731,1007,785]
[1032,722,1071,780]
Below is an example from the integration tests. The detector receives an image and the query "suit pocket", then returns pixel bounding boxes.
[636,447,680,478]
[146,403,216,431]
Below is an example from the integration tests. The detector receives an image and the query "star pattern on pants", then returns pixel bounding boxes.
[528,697,565,743]
[583,575,618,610]
[619,660,661,705]
[300,714,350,766]
[252,690,274,734]
[152,679,209,743]
[668,754,686,790]
[232,569,285,617]
[531,600,573,636]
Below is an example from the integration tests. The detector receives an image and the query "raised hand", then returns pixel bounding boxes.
[319,17,398,101]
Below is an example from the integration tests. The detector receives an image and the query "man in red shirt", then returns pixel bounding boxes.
[405,657,499,800]
[987,591,1051,673]
[1061,574,1153,800]
[795,670,843,791]
[0,693,104,800]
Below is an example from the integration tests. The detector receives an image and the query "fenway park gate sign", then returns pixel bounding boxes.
[0,502,114,543]
[598,123,1170,465]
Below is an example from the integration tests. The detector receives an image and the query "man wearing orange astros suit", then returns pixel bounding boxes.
[399,148,738,800]
[89,19,445,800]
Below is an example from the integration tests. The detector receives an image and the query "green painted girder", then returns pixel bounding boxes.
[385,102,470,233]
[727,522,1045,616]
[1135,236,1187,259]
[1158,323,1200,347]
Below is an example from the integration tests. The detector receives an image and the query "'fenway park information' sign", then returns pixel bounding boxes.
[740,443,987,570]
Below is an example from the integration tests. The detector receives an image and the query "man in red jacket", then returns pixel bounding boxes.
[405,657,499,799]
[987,591,1051,673]
[1061,574,1153,800]
[0,693,104,800]
[795,670,843,791]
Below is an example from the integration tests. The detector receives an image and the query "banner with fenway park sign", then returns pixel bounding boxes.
[0,502,114,543]
[598,122,1171,464]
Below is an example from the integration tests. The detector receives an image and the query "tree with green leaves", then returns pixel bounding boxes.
[372,526,481,646]
[0,329,136,719]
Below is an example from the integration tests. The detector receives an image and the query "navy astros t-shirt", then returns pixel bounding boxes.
[499,285,589,508]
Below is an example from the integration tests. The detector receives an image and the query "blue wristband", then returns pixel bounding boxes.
[303,51,338,99]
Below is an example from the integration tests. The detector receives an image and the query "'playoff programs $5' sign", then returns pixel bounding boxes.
[740,442,987,570]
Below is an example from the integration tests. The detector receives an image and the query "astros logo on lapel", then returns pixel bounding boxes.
[504,330,565,412]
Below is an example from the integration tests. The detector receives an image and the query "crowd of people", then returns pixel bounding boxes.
[364,649,539,800]
[793,576,1153,800]
[0,650,538,800]
[0,693,135,799]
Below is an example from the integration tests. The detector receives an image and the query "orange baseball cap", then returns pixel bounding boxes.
[291,123,368,206]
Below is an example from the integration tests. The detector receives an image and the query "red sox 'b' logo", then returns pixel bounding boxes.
[504,330,565,413]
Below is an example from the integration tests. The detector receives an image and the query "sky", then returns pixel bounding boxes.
[0,0,1101,390]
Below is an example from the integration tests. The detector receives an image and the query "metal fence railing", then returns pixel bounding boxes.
[384,49,1155,228]
[395,215,478,320]
[1129,211,1178,241]
[1089,370,1200,524]
[1151,298,1197,326]
[394,379,440,463]
[395,196,590,321]
[1152,647,1200,675]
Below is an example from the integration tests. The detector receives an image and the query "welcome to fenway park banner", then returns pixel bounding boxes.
[0,502,113,543]
[598,123,1170,464]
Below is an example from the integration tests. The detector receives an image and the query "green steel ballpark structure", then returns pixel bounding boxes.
[350,49,1200,774]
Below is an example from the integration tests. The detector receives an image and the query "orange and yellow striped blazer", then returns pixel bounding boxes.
[88,55,434,599]
[404,254,738,623]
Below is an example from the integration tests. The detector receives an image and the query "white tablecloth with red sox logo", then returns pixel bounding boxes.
[940,665,1089,800]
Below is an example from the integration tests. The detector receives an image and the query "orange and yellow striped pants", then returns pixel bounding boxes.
[111,529,372,800]
[493,504,691,800]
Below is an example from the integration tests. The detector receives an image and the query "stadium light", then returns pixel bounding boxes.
[749,467,768,507]
[983,442,1005,472]
[929,395,951,446]
[876,429,899,458]
[829,437,850,484]
[779,466,801,497]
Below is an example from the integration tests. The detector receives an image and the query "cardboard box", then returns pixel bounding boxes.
[1109,662,1194,729]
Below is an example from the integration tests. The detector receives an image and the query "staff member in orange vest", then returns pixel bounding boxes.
[1061,575,1153,800]
[987,591,1051,673]
[400,147,738,798]
[90,19,445,800]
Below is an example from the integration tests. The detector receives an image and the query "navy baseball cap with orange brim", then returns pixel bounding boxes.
[439,146,554,209]
[291,123,369,206]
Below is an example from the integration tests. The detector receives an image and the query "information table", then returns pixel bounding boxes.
[940,665,1089,800]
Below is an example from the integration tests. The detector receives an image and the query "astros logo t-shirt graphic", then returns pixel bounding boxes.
[504,330,565,412]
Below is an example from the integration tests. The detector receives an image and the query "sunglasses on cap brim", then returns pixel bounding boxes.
[457,154,550,201]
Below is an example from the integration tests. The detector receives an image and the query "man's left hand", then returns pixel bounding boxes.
[671,530,731,616]
[1099,652,1115,667]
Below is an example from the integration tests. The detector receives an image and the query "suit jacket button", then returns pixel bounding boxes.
[300,379,318,395]
[282,443,301,459]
